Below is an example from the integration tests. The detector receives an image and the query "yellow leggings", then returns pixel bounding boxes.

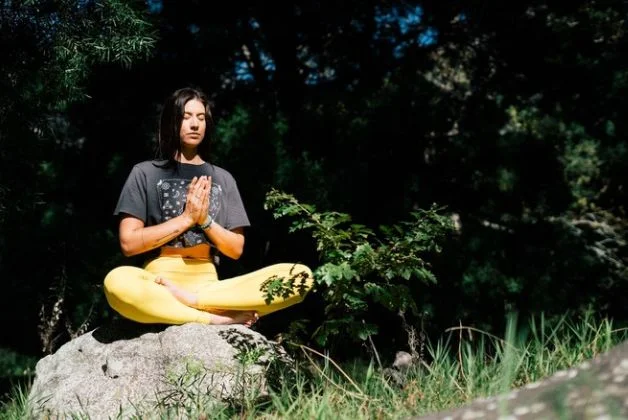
[103,256,314,324]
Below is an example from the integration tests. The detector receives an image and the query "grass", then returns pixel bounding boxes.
[2,310,627,419]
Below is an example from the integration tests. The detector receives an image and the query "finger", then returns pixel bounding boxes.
[199,177,209,192]
[188,177,201,198]
[193,177,203,189]
[193,177,207,197]
[203,179,211,196]
[186,177,197,194]
[195,178,209,201]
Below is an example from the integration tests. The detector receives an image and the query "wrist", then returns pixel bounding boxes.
[199,214,214,230]
[181,213,196,229]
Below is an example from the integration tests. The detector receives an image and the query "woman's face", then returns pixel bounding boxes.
[179,99,207,149]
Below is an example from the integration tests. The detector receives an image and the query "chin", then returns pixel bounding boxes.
[181,139,203,147]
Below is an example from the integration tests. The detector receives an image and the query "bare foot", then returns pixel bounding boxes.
[154,277,259,327]
[155,276,199,307]
[209,310,259,327]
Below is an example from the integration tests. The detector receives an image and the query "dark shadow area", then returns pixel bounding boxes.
[1,0,626,365]
[92,318,170,344]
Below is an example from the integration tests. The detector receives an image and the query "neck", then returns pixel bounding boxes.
[176,149,204,165]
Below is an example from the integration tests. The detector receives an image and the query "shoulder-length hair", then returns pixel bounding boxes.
[156,87,214,166]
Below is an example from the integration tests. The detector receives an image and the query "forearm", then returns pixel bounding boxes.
[120,215,194,257]
[201,223,244,260]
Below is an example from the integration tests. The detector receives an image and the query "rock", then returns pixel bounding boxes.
[416,340,628,419]
[383,351,416,387]
[27,320,293,419]
[393,351,415,372]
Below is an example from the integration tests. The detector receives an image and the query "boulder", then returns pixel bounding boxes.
[417,340,628,419]
[27,320,292,419]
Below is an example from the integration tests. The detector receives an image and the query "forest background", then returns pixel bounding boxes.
[0,0,626,376]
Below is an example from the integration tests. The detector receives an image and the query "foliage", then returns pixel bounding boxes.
[0,349,36,378]
[2,0,156,109]
[0,0,627,358]
[0,0,156,354]
[264,189,454,346]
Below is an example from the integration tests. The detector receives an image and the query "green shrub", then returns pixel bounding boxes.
[263,189,454,346]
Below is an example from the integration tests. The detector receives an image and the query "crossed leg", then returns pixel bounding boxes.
[154,276,258,326]
[155,263,314,316]
[104,266,257,326]
[104,263,312,326]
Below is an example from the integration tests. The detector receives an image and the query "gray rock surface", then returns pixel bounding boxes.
[27,320,292,419]
[417,340,628,419]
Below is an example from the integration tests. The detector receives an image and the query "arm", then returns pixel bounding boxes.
[118,175,208,257]
[200,224,245,260]
[196,174,246,260]
[119,214,195,257]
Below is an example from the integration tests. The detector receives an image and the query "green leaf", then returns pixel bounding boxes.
[339,262,358,280]
[356,322,378,340]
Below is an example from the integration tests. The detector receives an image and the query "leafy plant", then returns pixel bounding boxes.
[264,188,454,345]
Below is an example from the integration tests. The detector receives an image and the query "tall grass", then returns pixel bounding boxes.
[0,381,31,420]
[3,311,627,419]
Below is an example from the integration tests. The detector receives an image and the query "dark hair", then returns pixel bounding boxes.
[157,87,214,165]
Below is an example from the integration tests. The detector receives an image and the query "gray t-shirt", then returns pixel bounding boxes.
[114,160,250,248]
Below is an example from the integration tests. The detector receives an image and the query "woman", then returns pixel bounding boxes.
[103,87,313,326]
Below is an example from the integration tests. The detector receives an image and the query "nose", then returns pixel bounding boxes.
[189,117,199,129]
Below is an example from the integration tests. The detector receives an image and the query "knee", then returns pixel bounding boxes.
[103,266,136,301]
[276,263,314,284]
[291,263,312,278]
[271,262,310,273]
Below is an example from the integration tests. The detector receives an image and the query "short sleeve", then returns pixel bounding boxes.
[224,175,250,230]
[113,165,148,222]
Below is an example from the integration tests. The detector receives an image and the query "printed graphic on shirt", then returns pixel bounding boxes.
[156,178,223,248]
